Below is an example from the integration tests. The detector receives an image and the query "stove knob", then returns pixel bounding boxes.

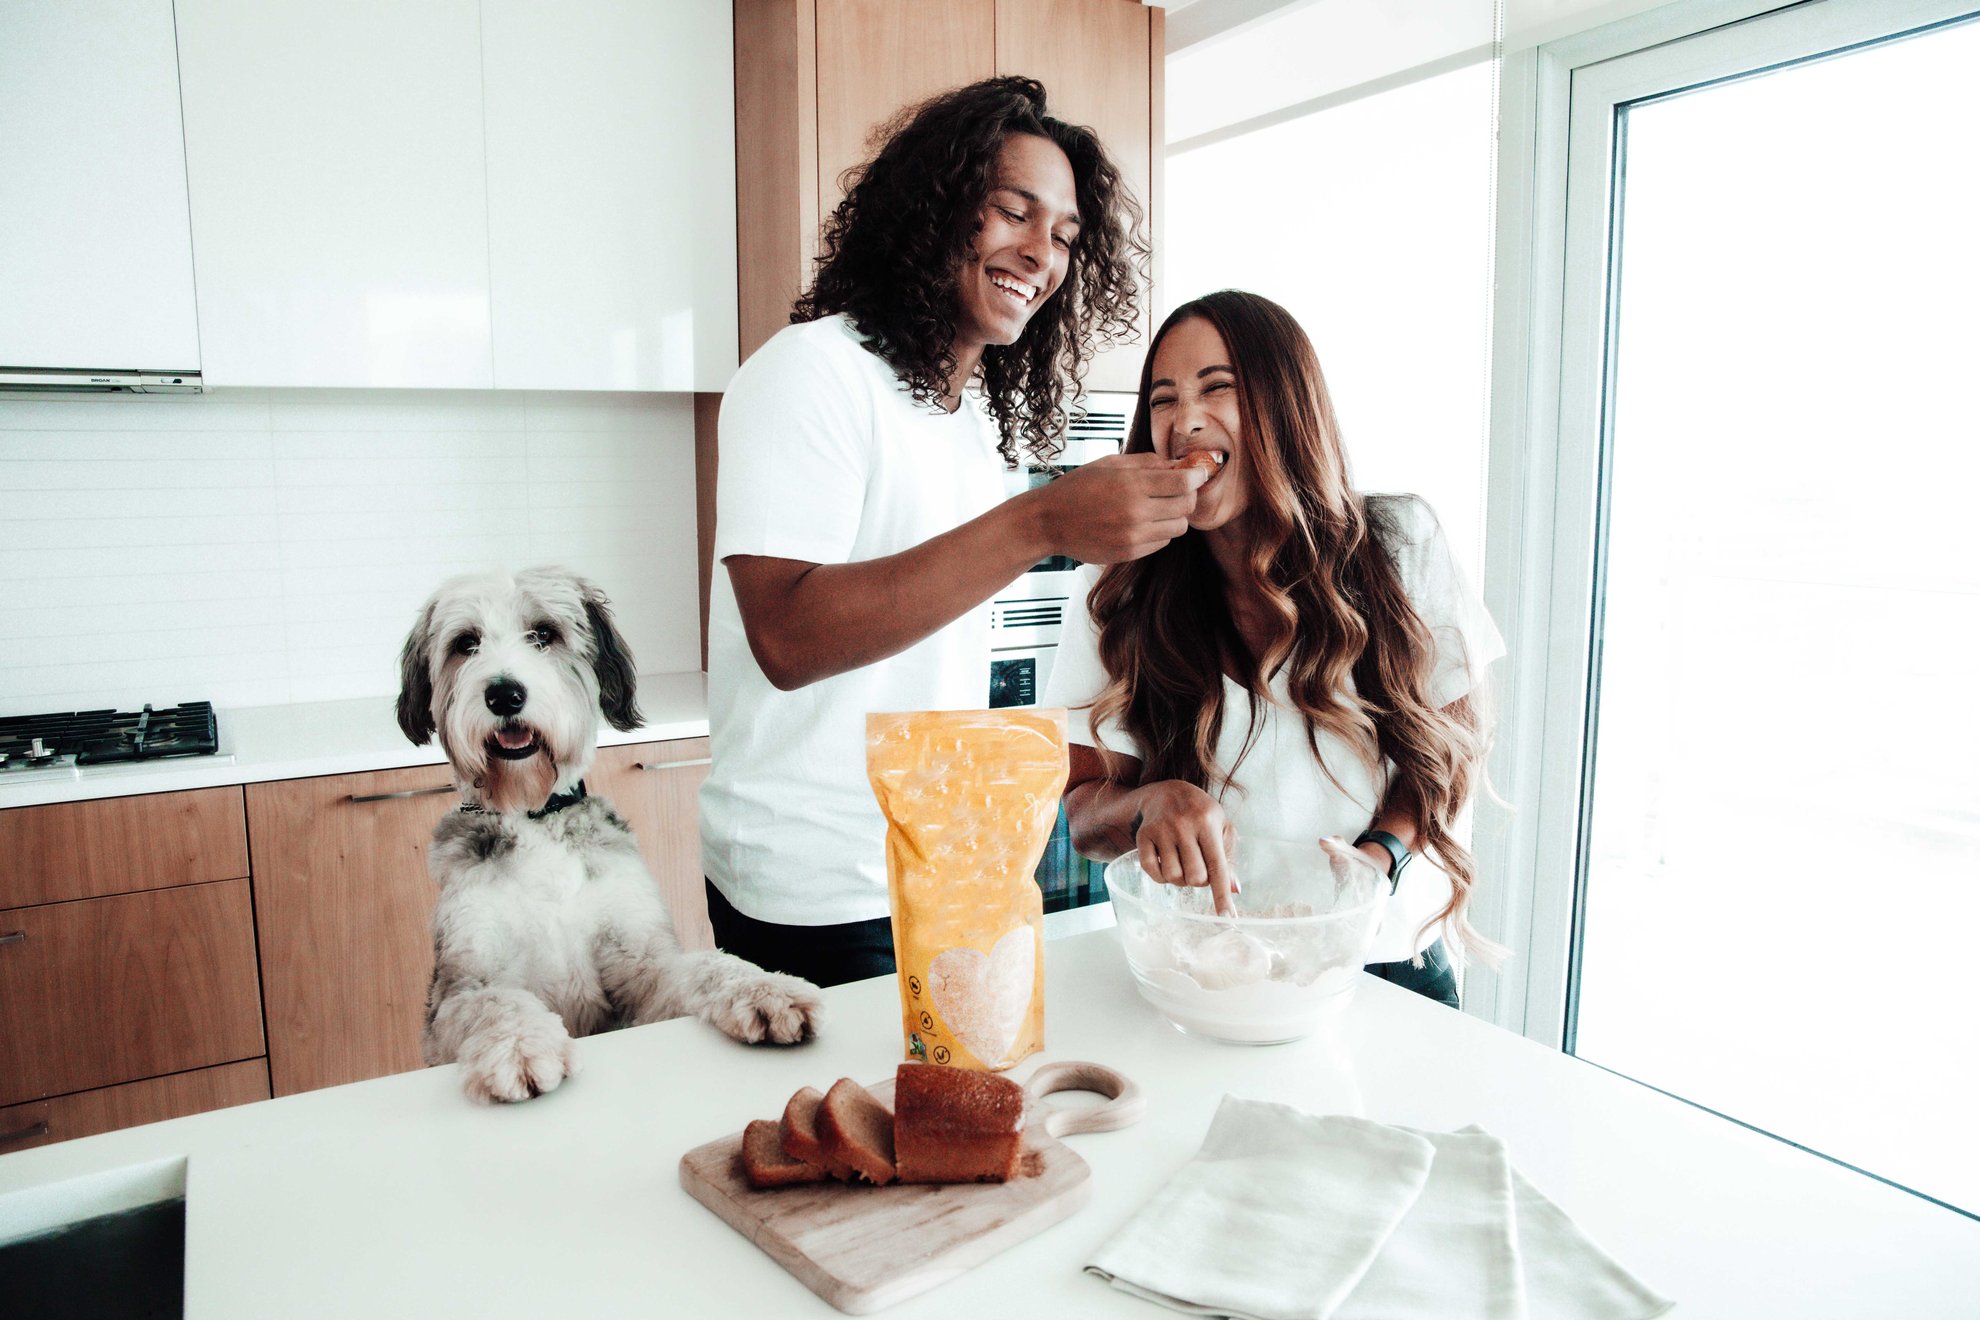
[30,737,46,758]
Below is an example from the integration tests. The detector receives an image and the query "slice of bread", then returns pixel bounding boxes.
[741,1119,830,1189]
[816,1077,896,1184]
[780,1085,856,1180]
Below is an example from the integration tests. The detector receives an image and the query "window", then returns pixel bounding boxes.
[1486,0,1980,1212]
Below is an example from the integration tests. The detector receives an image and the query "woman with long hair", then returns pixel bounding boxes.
[705,78,1208,988]
[1045,290,1504,1005]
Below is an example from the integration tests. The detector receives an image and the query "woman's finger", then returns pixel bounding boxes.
[1203,827,1238,916]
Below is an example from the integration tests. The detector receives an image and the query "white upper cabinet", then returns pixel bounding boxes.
[0,1,200,372]
[174,0,495,387]
[482,1,738,391]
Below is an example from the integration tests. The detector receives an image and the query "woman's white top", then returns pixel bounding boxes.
[1042,495,1505,961]
[701,315,1008,925]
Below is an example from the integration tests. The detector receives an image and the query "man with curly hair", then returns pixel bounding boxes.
[702,77,1204,986]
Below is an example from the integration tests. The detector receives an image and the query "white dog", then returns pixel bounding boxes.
[397,566,821,1103]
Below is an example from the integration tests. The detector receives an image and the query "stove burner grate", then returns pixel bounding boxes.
[0,702,220,770]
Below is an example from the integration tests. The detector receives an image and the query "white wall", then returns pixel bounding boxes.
[0,389,700,717]
[1163,61,1497,569]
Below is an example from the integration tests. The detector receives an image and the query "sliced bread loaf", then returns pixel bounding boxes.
[893,1063,1024,1184]
[816,1077,896,1184]
[741,1119,830,1189]
[780,1085,856,1180]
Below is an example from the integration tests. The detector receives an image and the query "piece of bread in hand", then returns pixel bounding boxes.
[742,1119,831,1189]
[893,1063,1024,1184]
[816,1077,896,1184]
[780,1085,856,1180]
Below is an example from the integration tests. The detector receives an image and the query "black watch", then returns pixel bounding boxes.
[1353,829,1412,893]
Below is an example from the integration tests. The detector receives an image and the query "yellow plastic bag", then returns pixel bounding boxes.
[867,708,1067,1070]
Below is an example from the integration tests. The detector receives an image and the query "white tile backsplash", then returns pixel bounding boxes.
[0,388,700,717]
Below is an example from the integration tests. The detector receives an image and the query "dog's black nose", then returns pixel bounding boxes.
[485,679,527,716]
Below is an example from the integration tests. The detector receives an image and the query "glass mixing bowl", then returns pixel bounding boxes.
[1104,836,1390,1044]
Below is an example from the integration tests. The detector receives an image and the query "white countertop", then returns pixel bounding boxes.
[0,670,709,811]
[2,929,1974,1318]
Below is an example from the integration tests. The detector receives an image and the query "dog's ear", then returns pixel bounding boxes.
[397,599,438,745]
[579,581,643,732]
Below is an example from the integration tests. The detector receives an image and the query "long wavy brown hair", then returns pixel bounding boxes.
[791,76,1148,466]
[1087,290,1497,963]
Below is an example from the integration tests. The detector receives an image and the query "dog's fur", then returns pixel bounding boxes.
[398,567,821,1103]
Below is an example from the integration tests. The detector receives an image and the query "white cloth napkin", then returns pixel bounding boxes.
[1086,1104,1673,1320]
[1333,1128,1523,1320]
[1085,1097,1436,1320]
[1467,1127,1674,1320]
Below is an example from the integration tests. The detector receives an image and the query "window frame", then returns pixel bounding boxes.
[1469,0,1980,1042]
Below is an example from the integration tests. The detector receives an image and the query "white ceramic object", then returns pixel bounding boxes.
[1104,836,1388,1044]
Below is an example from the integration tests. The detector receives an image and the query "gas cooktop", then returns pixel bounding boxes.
[0,702,221,777]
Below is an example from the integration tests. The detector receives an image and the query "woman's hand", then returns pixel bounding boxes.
[1320,835,1391,886]
[1132,780,1239,916]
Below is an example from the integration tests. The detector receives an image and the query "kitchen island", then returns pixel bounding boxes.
[2,929,1974,1318]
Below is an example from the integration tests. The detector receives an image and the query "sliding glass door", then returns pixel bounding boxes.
[1494,0,1980,1213]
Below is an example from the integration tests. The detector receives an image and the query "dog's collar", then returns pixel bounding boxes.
[458,781,588,819]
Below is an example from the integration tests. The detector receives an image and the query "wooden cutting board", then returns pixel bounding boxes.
[679,1060,1143,1315]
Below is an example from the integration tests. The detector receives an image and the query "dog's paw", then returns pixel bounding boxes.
[710,971,823,1046]
[459,1022,582,1104]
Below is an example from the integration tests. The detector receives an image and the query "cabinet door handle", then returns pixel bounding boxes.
[348,783,457,803]
[0,931,24,947]
[633,757,712,771]
[0,1120,49,1144]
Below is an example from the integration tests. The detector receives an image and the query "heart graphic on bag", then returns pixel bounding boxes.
[928,927,1036,1065]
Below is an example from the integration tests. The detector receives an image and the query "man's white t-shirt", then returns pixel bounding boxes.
[1042,495,1505,962]
[702,315,1008,926]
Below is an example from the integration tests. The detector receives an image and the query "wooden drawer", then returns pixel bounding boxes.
[589,739,714,952]
[0,1059,270,1154]
[0,878,266,1106]
[247,765,454,1097]
[0,786,248,908]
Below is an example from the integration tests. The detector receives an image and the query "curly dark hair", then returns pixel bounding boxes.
[790,76,1148,466]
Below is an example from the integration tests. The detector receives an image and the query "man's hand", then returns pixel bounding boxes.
[1029,453,1206,565]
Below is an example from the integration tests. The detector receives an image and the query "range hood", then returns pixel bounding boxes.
[0,368,202,394]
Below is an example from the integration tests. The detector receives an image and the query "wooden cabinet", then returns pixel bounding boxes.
[735,0,1162,389]
[813,0,995,229]
[0,0,200,373]
[589,740,717,953]
[0,786,248,909]
[2,735,712,1137]
[481,0,738,391]
[994,0,1159,393]
[0,787,263,1135]
[0,879,264,1107]
[243,742,712,1098]
[0,1060,269,1156]
[245,765,456,1097]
